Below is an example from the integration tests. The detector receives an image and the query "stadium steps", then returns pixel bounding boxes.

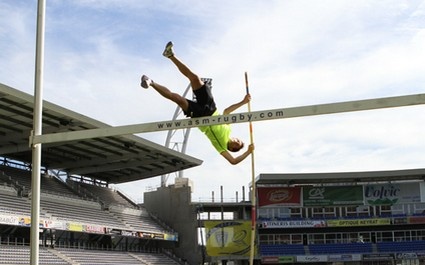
[108,206,171,234]
[372,243,378,253]
[129,252,181,265]
[48,248,79,265]
[72,181,136,208]
[303,245,310,255]
[127,253,149,264]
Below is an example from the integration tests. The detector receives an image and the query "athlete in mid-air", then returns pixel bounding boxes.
[141,41,254,165]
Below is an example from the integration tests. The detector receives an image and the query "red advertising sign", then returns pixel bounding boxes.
[257,187,301,207]
[408,216,425,224]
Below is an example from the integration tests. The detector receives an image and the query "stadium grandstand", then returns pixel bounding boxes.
[0,82,202,264]
[2,81,425,265]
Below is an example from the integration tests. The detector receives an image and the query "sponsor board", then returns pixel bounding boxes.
[303,186,363,206]
[327,218,390,227]
[296,255,328,262]
[261,220,326,228]
[261,256,295,264]
[258,187,302,207]
[329,254,362,262]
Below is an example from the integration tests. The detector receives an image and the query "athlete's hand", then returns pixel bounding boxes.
[243,94,251,104]
[248,143,255,153]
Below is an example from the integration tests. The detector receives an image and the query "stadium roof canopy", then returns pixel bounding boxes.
[0,83,202,184]
[256,168,425,186]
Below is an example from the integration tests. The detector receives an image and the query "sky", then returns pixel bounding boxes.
[1,0,425,203]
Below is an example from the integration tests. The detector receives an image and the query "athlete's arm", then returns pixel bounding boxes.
[220,144,254,165]
[223,94,251,115]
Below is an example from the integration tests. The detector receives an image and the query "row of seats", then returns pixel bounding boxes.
[260,244,306,255]
[0,245,69,265]
[110,207,169,233]
[309,242,373,254]
[0,245,181,265]
[377,240,425,252]
[260,241,425,256]
[40,199,124,229]
[58,248,181,264]
[76,181,136,208]
[0,166,83,199]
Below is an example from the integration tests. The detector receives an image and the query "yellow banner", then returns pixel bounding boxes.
[327,218,391,227]
[67,222,84,232]
[205,221,254,257]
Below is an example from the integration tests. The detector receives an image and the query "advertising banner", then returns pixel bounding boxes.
[258,187,301,207]
[84,224,105,234]
[364,183,421,205]
[363,254,394,261]
[296,255,328,262]
[303,186,363,206]
[164,233,178,241]
[408,216,425,224]
[67,222,84,232]
[327,218,391,227]
[261,220,326,228]
[43,219,66,230]
[329,254,362,262]
[261,256,295,264]
[205,220,252,257]
[0,213,19,225]
[17,216,44,227]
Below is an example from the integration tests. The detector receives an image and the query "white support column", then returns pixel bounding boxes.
[31,0,46,264]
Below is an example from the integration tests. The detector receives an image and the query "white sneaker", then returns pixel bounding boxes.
[140,75,152,89]
[162,41,174,58]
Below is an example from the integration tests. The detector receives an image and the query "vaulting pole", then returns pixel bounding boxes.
[245,72,257,265]
[31,0,46,264]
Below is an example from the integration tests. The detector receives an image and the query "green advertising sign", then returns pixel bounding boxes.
[303,186,364,206]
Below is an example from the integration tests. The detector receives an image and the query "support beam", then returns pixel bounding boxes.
[31,93,425,145]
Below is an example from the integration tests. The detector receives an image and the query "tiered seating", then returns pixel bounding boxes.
[56,248,142,265]
[1,166,175,239]
[309,242,373,254]
[40,198,124,229]
[109,206,169,233]
[40,175,81,198]
[0,245,69,265]
[0,166,80,198]
[130,252,181,264]
[0,166,32,191]
[0,192,33,216]
[77,181,136,208]
[377,240,425,253]
[260,244,305,255]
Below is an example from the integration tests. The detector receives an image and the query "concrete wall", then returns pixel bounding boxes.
[144,185,201,265]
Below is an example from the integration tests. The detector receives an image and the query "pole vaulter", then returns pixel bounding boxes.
[31,93,425,145]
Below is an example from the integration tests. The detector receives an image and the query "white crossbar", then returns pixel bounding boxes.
[31,93,425,145]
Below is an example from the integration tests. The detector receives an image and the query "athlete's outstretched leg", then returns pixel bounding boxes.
[163,41,204,90]
[141,75,189,111]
